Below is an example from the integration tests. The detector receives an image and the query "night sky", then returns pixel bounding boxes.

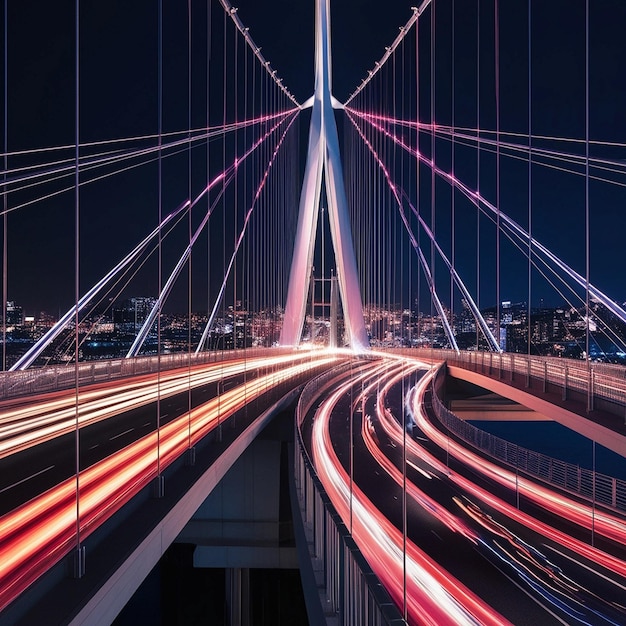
[2,1,626,316]
[235,0,626,311]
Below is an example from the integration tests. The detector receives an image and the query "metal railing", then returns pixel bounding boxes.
[0,347,292,400]
[383,347,626,418]
[295,366,406,626]
[429,365,626,514]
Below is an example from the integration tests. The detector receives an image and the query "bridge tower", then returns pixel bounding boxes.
[280,0,369,351]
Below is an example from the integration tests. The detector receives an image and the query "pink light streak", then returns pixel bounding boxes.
[309,359,511,625]
[189,109,299,212]
[375,364,626,580]
[199,114,300,348]
[347,107,626,326]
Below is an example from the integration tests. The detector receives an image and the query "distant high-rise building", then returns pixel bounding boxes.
[113,297,157,331]
[5,301,23,328]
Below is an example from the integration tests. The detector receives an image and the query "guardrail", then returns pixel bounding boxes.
[295,365,406,626]
[383,347,626,419]
[0,347,293,400]
[429,365,626,514]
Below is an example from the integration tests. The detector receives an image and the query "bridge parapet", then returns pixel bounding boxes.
[294,364,406,626]
[382,348,626,419]
[0,347,291,401]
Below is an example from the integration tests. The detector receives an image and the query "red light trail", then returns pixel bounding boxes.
[0,351,338,612]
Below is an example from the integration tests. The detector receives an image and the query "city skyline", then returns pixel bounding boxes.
[4,291,626,369]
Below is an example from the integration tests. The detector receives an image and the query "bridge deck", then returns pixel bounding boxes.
[446,364,626,443]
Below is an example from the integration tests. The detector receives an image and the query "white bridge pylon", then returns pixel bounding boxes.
[280,0,369,352]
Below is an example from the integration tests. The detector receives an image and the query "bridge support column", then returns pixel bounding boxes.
[152,474,165,499]
[226,567,250,626]
[71,545,86,579]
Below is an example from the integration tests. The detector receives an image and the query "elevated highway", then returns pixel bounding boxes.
[296,352,626,624]
[1,348,626,624]
[0,349,343,624]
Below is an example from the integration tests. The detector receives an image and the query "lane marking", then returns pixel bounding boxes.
[0,465,55,494]
[543,544,626,592]
[109,427,134,441]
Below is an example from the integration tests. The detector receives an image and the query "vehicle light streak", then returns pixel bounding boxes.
[309,359,511,625]
[369,364,626,623]
[358,364,479,540]
[0,354,338,612]
[376,366,626,580]
[0,352,321,459]
[456,497,626,624]
[544,544,626,593]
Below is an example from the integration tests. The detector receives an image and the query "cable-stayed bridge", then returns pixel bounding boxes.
[1,1,626,624]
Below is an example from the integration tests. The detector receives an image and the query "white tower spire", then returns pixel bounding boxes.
[280,0,369,351]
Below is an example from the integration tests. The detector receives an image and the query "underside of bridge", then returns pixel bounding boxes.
[445,376,550,421]
[116,407,309,626]
[445,365,626,457]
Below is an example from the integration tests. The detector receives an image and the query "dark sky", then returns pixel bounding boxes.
[230,0,626,310]
[2,1,626,316]
[0,0,420,316]
[232,0,416,104]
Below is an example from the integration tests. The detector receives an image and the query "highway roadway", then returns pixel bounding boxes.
[303,356,626,625]
[0,350,340,612]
